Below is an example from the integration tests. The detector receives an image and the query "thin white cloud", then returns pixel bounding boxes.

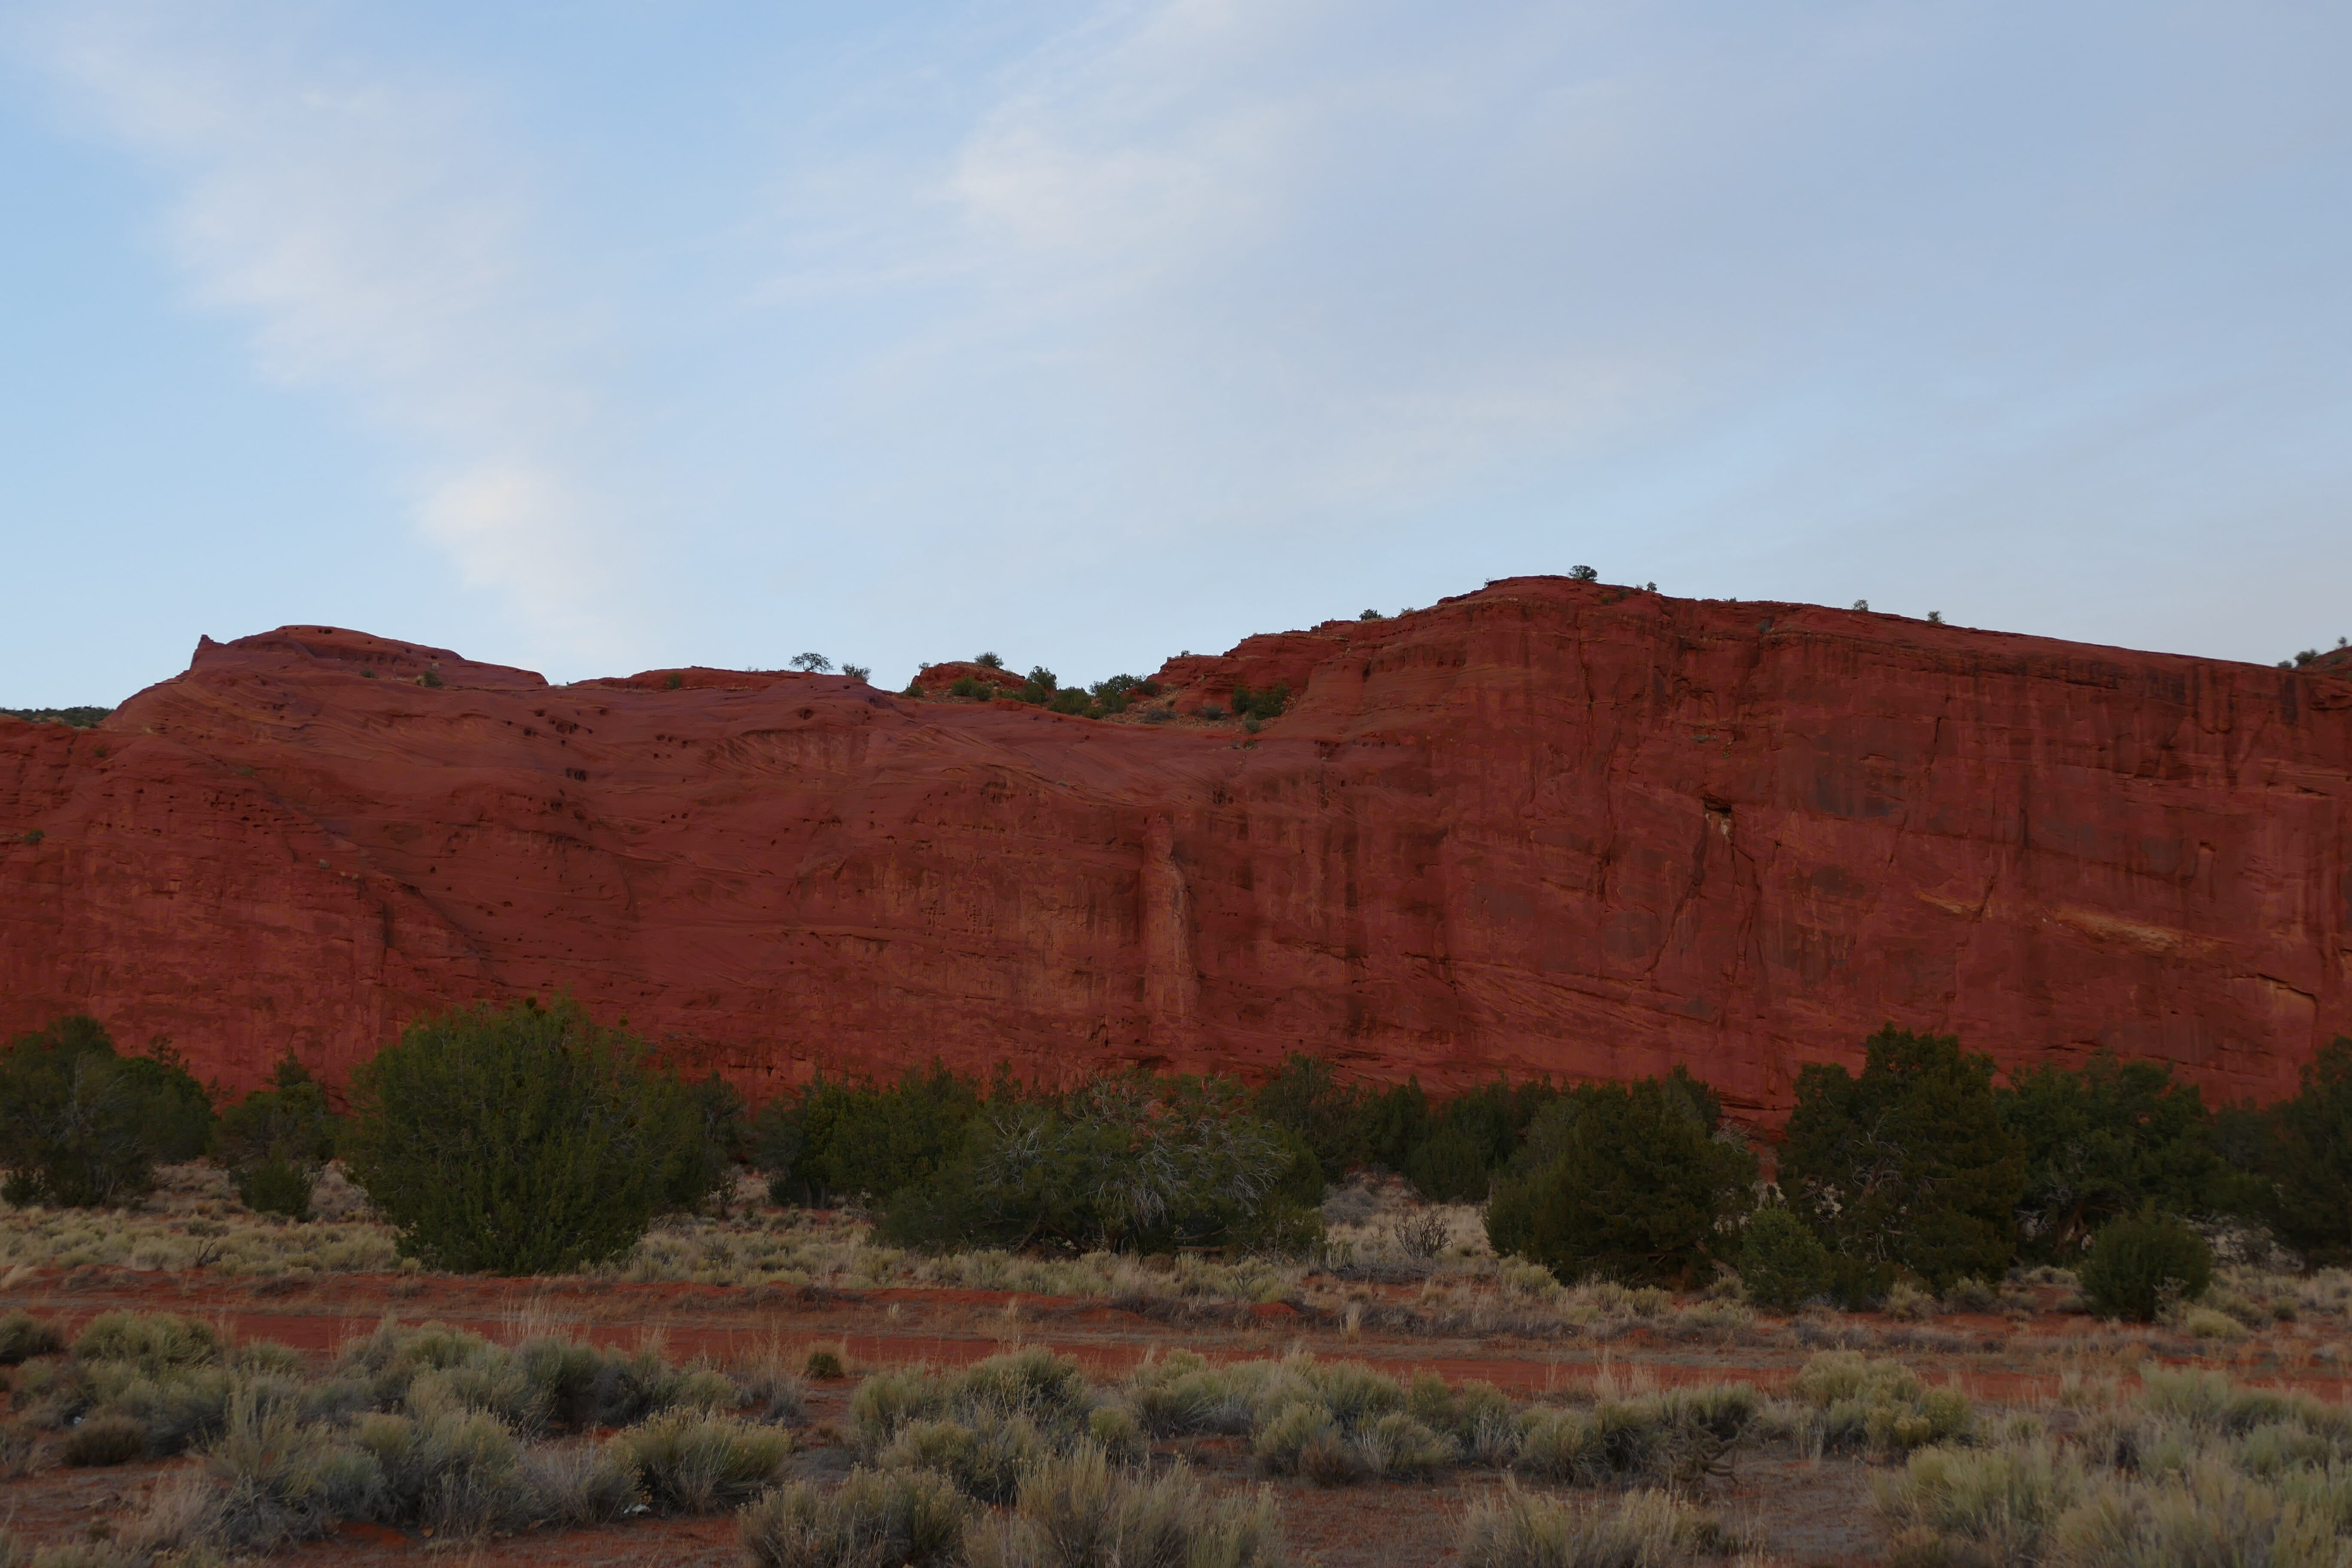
[17,1,635,660]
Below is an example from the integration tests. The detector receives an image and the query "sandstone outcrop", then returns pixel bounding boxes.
[4,582,2349,1118]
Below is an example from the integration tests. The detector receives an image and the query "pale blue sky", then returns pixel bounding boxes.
[3,1,2348,704]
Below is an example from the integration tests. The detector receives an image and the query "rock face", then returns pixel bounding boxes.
[4,582,2350,1118]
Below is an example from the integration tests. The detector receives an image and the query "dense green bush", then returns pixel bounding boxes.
[965,663,1163,720]
[1738,1205,1836,1311]
[1253,1054,1368,1180]
[2254,1035,2352,1262]
[340,998,725,1274]
[882,1073,1321,1254]
[1997,1051,2225,1260]
[1230,683,1290,721]
[1781,1028,2023,1297]
[1088,674,1158,714]
[1486,1069,1755,1286]
[752,1061,985,1207]
[2078,1209,2213,1321]
[1252,1058,1562,1201]
[0,1015,215,1207]
[217,1056,338,1220]
[673,1074,747,1212]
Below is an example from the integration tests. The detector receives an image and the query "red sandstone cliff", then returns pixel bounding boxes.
[3,579,2349,1118]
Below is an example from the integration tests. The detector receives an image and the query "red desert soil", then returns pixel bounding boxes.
[5,576,2351,1115]
[0,1267,1920,1566]
[6,1264,2345,1566]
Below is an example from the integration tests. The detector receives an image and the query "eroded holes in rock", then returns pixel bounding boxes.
[1704,800,1733,839]
[798,707,815,720]
[523,727,537,738]
[566,768,588,782]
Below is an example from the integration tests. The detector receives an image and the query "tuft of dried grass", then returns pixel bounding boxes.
[964,1442,1285,1568]
[739,1465,970,1568]
[1459,1483,1737,1568]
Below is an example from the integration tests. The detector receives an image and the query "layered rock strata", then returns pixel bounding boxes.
[3,580,2347,1116]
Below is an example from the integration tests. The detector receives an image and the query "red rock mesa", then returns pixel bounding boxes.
[3,577,2348,1120]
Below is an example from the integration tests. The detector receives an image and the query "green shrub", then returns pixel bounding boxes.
[1230,683,1290,722]
[235,1157,316,1221]
[2077,1210,2213,1322]
[1408,1122,1492,1203]
[614,1411,791,1513]
[0,1312,63,1365]
[754,1061,983,1208]
[1487,1069,1755,1286]
[804,1349,845,1381]
[1997,1052,2225,1261]
[215,1056,336,1167]
[1253,1054,1368,1179]
[2255,1036,2352,1262]
[881,1073,1310,1253]
[61,1412,147,1467]
[1780,1029,2023,1294]
[1738,1206,1836,1311]
[740,1466,970,1568]
[0,1017,214,1208]
[340,998,723,1274]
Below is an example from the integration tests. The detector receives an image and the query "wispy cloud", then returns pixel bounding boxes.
[17,1,634,658]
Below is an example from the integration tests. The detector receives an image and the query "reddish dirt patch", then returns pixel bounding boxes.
[4,1265,2342,1565]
